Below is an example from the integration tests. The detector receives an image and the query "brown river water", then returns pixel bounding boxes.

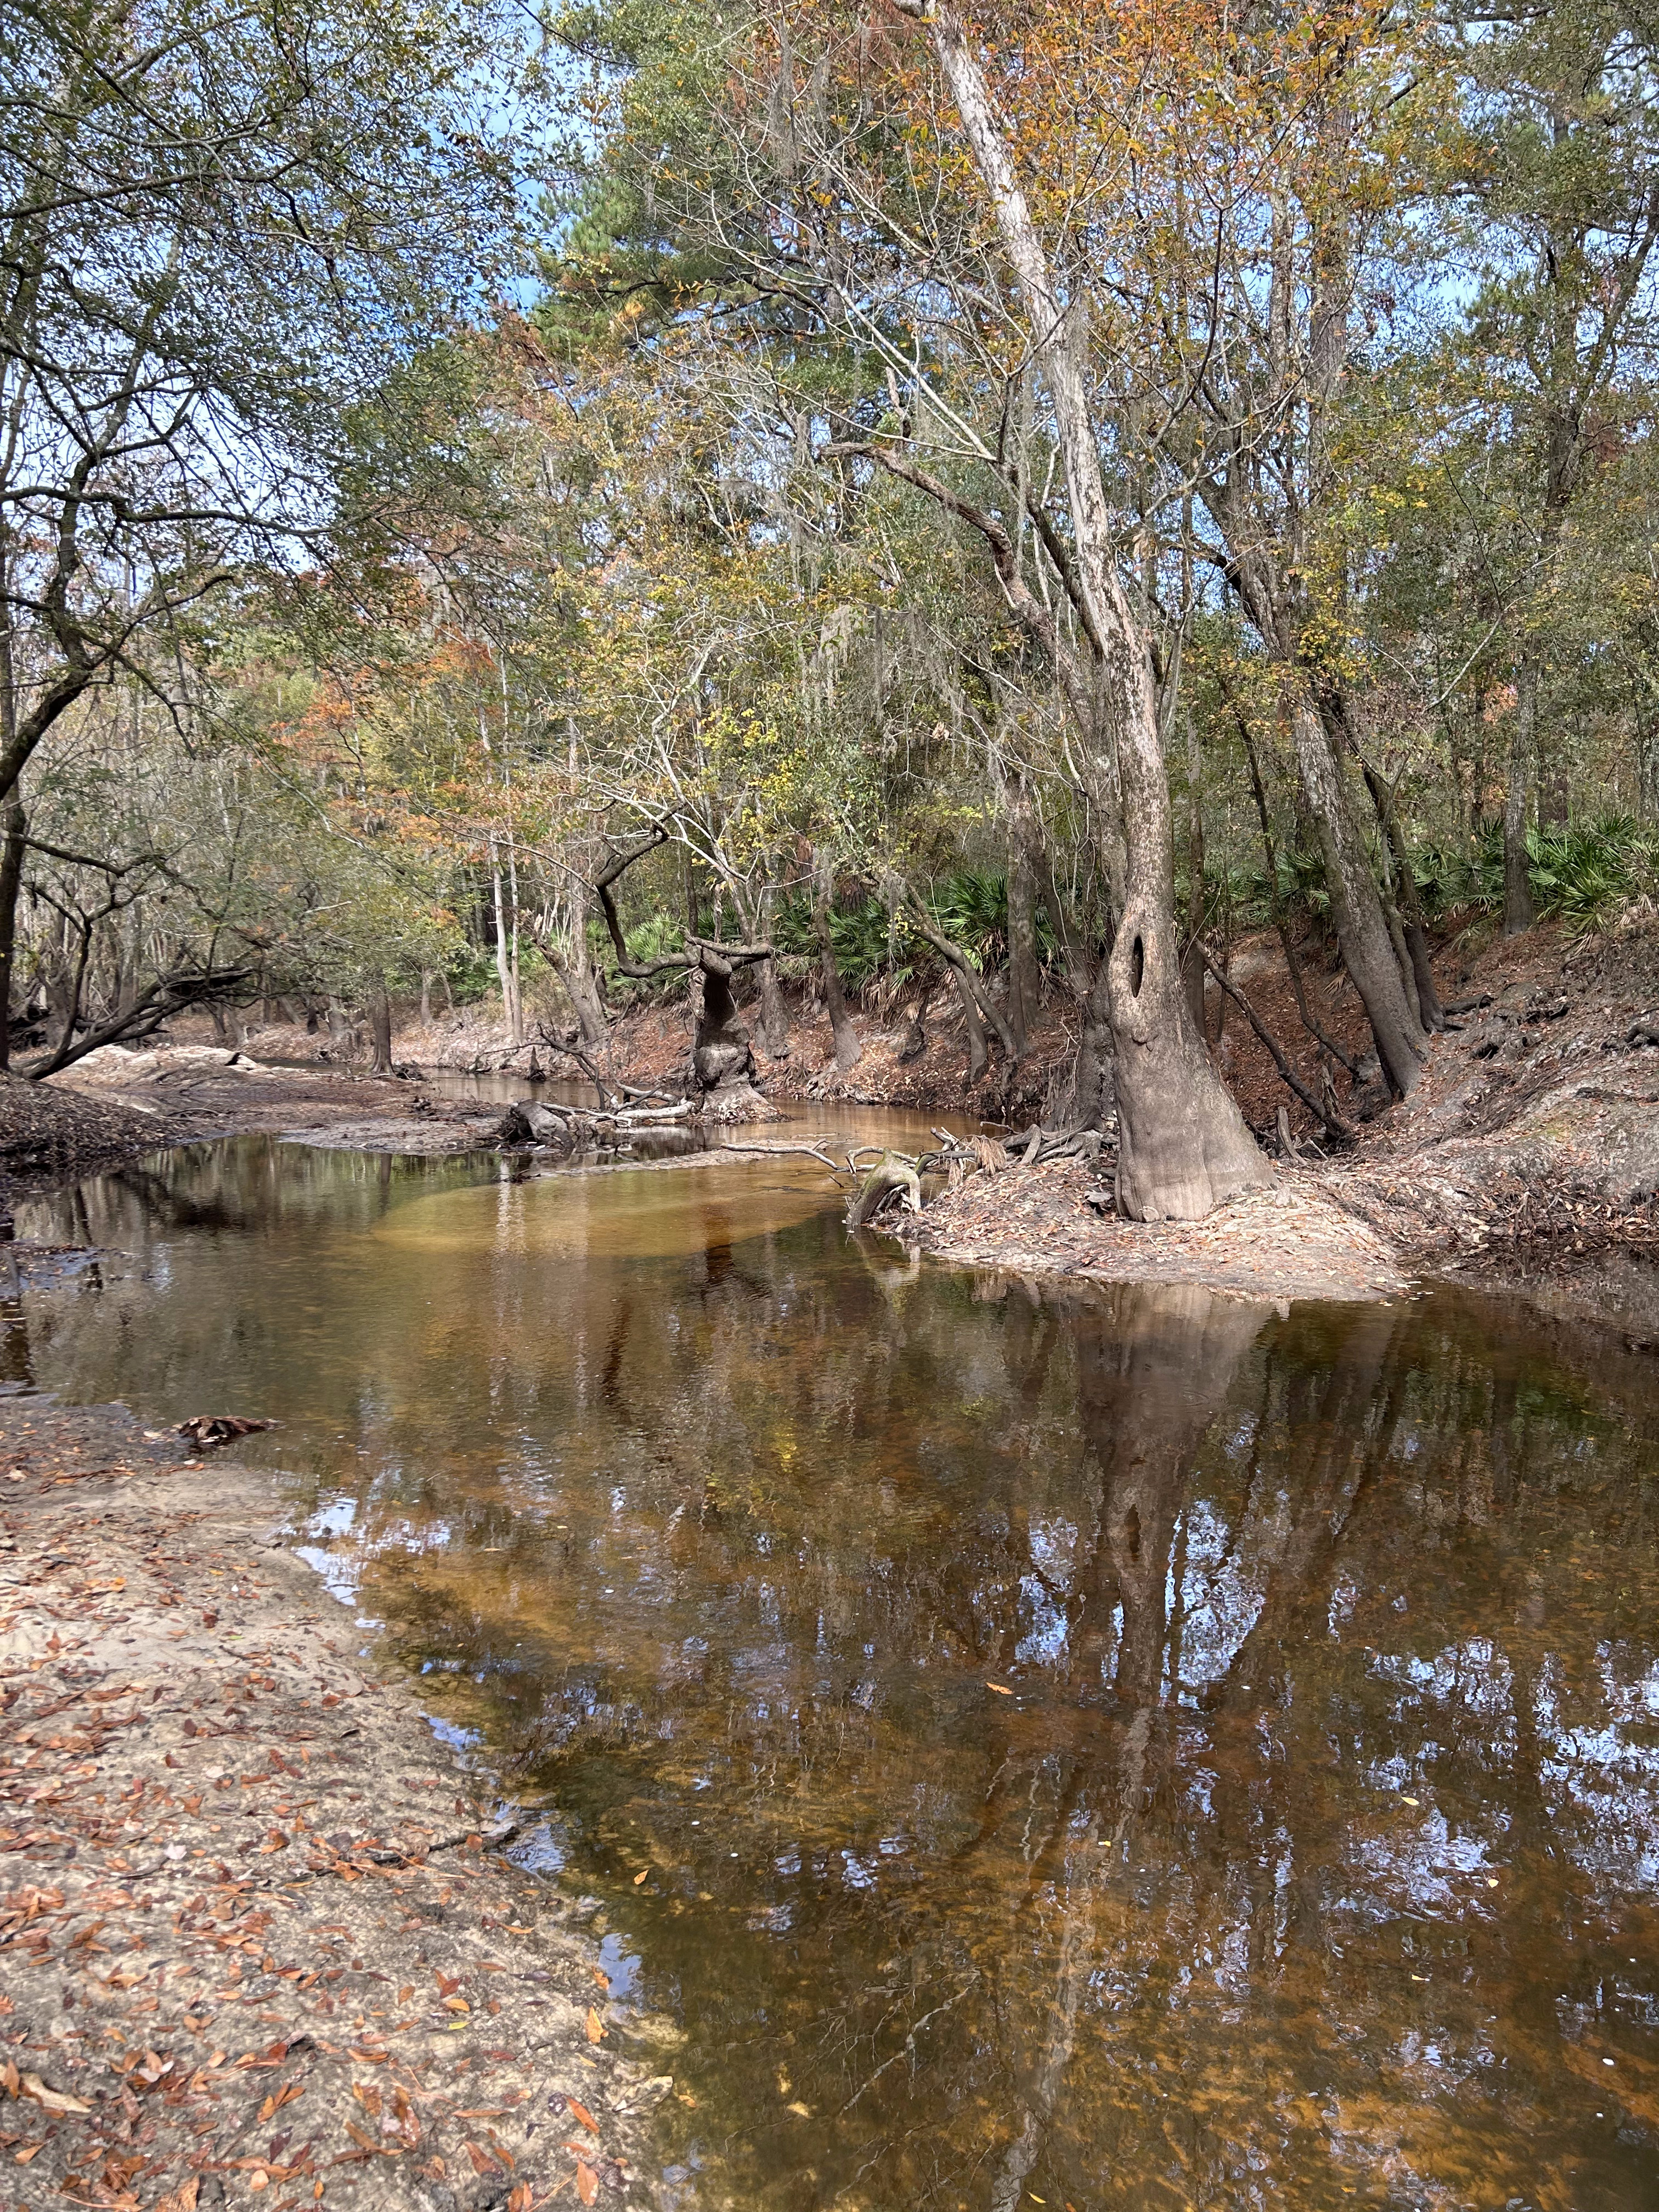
[11,1111,1659,2211]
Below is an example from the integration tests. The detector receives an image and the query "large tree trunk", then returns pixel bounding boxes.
[366,978,393,1075]
[1504,659,1537,935]
[692,957,779,1122]
[1290,696,1427,1097]
[812,877,862,1072]
[915,4,1266,1220]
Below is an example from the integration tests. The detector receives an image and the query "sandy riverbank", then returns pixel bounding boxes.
[0,1402,678,2211]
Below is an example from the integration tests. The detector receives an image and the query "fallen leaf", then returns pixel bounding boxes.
[566,2098,599,2135]
[20,2072,92,2114]
[509,2186,534,2212]
[155,2180,201,2212]
[576,2160,599,2205]
[985,1682,1013,1696]
[584,2009,606,2044]
[632,1868,649,1886]
[397,1984,414,2005]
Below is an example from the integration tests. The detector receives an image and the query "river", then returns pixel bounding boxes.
[10,1109,1659,2210]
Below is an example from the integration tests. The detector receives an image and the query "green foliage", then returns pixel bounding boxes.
[1413,816,1659,932]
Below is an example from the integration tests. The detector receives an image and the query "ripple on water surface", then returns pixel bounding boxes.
[13,1127,1659,2211]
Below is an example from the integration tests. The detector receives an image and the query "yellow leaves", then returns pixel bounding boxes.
[584,2007,607,2043]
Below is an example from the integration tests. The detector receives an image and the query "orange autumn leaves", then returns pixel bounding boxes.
[762,0,1411,255]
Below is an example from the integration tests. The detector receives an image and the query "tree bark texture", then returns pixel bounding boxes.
[754,954,791,1060]
[366,978,393,1075]
[951,964,989,1085]
[1289,697,1427,1097]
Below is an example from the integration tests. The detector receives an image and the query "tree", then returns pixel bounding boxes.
[848,3,1268,1215]
[1448,0,1659,930]
[0,0,536,963]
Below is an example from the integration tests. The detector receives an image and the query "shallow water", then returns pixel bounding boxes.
[12,1122,1659,2210]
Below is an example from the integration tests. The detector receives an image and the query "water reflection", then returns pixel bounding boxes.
[13,1137,1659,2208]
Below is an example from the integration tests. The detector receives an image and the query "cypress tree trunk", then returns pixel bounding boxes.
[691,957,778,1121]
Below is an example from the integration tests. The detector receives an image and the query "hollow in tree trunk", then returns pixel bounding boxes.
[1180,712,1207,1042]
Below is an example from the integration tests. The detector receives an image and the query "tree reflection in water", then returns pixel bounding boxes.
[15,1136,1659,2209]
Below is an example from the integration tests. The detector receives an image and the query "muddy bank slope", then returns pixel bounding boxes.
[0,1406,676,2212]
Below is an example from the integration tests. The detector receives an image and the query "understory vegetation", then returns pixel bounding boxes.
[8,0,1659,1194]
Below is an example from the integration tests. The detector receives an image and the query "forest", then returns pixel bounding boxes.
[10,9,1659,2207]
[6,0,1659,1216]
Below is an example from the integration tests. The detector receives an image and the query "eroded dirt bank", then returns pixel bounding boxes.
[0,1406,676,2211]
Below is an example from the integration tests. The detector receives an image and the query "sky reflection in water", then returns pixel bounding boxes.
[14,1128,1659,2211]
